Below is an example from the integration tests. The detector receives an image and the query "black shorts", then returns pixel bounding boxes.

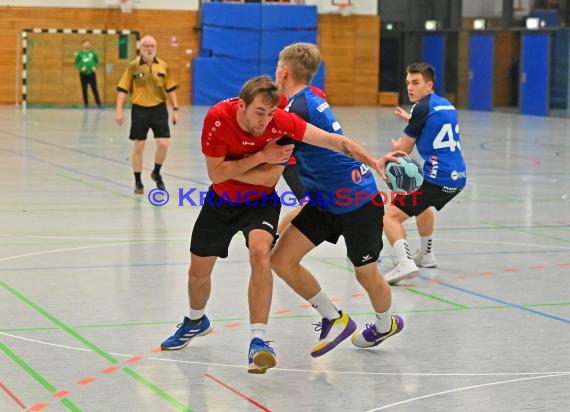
[392,181,463,217]
[129,103,170,140]
[190,188,281,258]
[282,164,306,201]
[292,194,384,267]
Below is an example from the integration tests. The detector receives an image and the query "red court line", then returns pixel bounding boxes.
[28,403,48,411]
[77,377,96,385]
[204,373,271,412]
[0,380,26,410]
[351,293,367,298]
[53,390,70,399]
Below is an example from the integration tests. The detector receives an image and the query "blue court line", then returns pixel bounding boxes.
[1,133,210,187]
[422,276,570,325]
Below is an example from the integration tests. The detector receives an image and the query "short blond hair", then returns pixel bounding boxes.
[278,42,322,84]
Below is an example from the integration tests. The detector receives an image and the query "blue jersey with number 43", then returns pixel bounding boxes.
[404,93,467,188]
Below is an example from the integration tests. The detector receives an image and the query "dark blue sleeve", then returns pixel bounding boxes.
[404,97,430,139]
[288,95,311,123]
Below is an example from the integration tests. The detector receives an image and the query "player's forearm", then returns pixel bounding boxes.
[337,136,378,169]
[207,152,267,184]
[233,163,285,186]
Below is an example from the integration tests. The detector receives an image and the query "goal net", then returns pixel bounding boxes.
[20,29,140,108]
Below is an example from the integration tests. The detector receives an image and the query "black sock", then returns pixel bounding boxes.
[134,172,142,185]
[188,316,204,325]
[153,163,162,175]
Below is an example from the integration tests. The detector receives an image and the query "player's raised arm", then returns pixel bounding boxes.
[301,122,402,177]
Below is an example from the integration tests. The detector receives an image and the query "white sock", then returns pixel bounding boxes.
[308,290,340,320]
[189,307,205,321]
[420,236,433,255]
[375,310,392,333]
[393,239,412,262]
[251,323,267,340]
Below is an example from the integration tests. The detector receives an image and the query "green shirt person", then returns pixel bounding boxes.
[74,40,102,108]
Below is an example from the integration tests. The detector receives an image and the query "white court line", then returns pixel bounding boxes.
[0,240,165,263]
[2,331,569,378]
[365,372,570,411]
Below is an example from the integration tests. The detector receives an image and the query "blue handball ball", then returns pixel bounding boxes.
[385,155,424,193]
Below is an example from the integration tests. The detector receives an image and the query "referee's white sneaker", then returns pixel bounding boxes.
[384,259,420,285]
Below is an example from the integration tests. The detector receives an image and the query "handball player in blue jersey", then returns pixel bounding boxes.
[160,74,399,373]
[384,63,467,285]
[271,43,405,354]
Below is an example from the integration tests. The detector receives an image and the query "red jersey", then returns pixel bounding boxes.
[202,98,307,201]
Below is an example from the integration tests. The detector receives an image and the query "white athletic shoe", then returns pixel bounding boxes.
[384,259,420,285]
[412,249,438,268]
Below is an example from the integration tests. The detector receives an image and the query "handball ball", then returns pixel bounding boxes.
[385,155,424,193]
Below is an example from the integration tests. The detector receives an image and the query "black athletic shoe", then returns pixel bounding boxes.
[151,171,166,190]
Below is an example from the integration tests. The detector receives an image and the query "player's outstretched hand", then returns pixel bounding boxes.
[394,106,411,122]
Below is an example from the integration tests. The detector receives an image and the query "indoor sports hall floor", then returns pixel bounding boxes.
[1,104,569,412]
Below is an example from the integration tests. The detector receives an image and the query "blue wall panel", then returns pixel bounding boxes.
[261,5,317,29]
[520,33,550,116]
[201,3,261,29]
[260,29,317,60]
[202,27,260,60]
[422,34,445,96]
[192,57,259,105]
[195,3,319,106]
[468,33,494,111]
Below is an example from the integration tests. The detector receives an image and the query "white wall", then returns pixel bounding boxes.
[462,0,502,18]
[0,0,376,14]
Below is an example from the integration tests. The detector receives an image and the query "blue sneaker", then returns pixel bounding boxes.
[248,338,276,374]
[161,316,213,350]
[351,315,404,348]
[310,311,357,358]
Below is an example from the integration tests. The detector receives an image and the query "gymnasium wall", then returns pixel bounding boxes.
[0,6,379,107]
[0,7,199,106]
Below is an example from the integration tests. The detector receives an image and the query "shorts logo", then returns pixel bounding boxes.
[262,221,274,229]
[361,254,372,263]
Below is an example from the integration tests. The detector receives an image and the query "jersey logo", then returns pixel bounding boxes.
[316,102,329,112]
[351,169,362,184]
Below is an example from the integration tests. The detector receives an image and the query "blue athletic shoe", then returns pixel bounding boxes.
[310,311,357,358]
[161,316,213,350]
[247,338,276,374]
